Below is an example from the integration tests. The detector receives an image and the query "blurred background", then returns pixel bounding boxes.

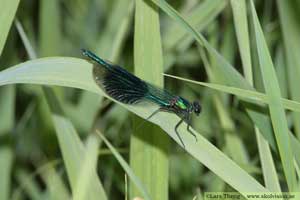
[0,0,299,199]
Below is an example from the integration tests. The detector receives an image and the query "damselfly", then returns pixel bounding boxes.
[82,49,201,148]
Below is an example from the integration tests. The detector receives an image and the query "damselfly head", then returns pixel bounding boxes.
[192,101,201,116]
[81,48,89,56]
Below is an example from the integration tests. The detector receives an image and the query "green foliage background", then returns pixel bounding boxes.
[0,0,300,199]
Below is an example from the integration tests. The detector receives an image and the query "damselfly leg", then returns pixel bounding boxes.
[186,115,197,141]
[146,108,163,121]
[146,108,197,148]
[135,108,163,131]
[175,118,185,148]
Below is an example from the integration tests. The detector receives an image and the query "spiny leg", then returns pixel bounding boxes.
[135,107,164,131]
[186,115,197,142]
[146,106,178,121]
[175,118,185,148]
[146,107,163,121]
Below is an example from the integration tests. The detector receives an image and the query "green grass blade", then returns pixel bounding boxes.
[150,0,206,47]
[0,8,16,135]
[0,147,13,200]
[73,135,100,200]
[220,22,236,64]
[2,0,300,197]
[230,0,252,82]
[64,0,133,133]
[39,0,61,56]
[163,0,226,51]
[0,0,20,55]
[65,0,133,133]
[0,58,268,196]
[256,128,281,191]
[15,170,43,200]
[200,46,250,167]
[43,88,107,200]
[148,0,300,170]
[109,0,134,62]
[64,93,103,132]
[274,47,288,99]
[41,166,70,200]
[164,73,300,113]
[231,0,281,190]
[15,20,37,59]
[16,16,58,138]
[214,96,249,165]
[131,1,169,199]
[250,1,296,191]
[98,131,151,200]
[0,58,96,91]
[16,20,101,199]
[247,3,281,191]
[95,0,132,59]
[0,86,15,135]
[277,0,300,139]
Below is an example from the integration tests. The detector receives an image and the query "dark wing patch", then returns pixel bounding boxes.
[93,62,148,104]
